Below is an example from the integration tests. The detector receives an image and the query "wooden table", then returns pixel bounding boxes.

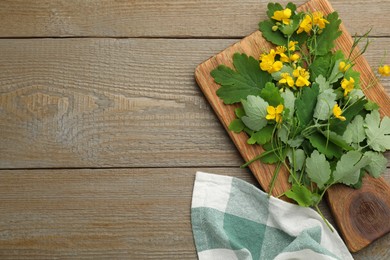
[0,0,389,258]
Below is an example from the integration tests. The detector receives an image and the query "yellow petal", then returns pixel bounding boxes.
[267,106,276,115]
[276,104,284,113]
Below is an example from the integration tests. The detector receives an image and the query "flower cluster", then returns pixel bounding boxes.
[211,2,390,224]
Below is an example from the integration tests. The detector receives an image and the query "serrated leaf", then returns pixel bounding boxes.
[342,115,365,144]
[333,151,371,185]
[241,95,269,131]
[363,151,388,178]
[260,82,284,107]
[308,132,343,159]
[314,89,337,120]
[212,53,272,104]
[251,125,274,145]
[229,119,245,133]
[285,184,314,207]
[259,20,287,46]
[266,2,283,19]
[309,53,332,81]
[365,110,390,152]
[315,75,331,92]
[281,88,295,118]
[295,84,319,128]
[364,101,380,111]
[315,12,342,56]
[306,150,331,189]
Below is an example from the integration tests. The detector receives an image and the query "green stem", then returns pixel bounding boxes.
[315,205,334,232]
[240,147,281,168]
[268,161,283,197]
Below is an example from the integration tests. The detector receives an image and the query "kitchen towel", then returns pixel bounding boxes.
[191,171,353,260]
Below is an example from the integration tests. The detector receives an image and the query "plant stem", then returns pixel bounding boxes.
[268,161,283,197]
[315,205,334,232]
[240,147,281,168]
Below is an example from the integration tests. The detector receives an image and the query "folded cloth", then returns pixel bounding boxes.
[191,171,353,260]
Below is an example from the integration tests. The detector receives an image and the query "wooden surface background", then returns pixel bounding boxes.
[0,0,389,258]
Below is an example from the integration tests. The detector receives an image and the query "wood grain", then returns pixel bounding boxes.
[195,0,390,251]
[0,38,388,169]
[0,168,251,259]
[0,168,388,259]
[0,0,389,38]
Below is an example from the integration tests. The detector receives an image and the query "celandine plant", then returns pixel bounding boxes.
[211,2,390,228]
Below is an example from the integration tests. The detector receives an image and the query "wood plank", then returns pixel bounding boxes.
[0,0,389,38]
[0,38,389,168]
[0,168,388,259]
[194,0,390,252]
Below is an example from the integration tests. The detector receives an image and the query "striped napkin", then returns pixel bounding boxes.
[191,171,353,260]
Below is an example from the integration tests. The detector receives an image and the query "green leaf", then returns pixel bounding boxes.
[329,98,367,135]
[229,119,245,133]
[281,88,295,118]
[212,53,272,104]
[315,75,331,92]
[333,151,371,185]
[309,54,332,81]
[365,110,390,152]
[342,115,365,144]
[266,2,283,19]
[349,89,364,104]
[308,132,343,159]
[295,84,319,128]
[314,89,337,120]
[260,82,284,107]
[306,150,331,189]
[363,151,388,178]
[287,148,306,171]
[328,59,344,84]
[364,101,380,111]
[251,125,274,145]
[241,95,269,131]
[344,69,360,89]
[260,145,288,164]
[285,184,314,207]
[235,107,245,118]
[321,130,353,151]
[271,65,293,81]
[259,20,287,46]
[315,12,342,56]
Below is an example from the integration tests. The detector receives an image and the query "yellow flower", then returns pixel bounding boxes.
[279,73,295,87]
[260,49,283,73]
[378,65,390,76]
[341,77,355,96]
[290,53,300,62]
[272,8,292,25]
[333,104,346,121]
[312,11,329,29]
[275,46,290,63]
[293,66,311,87]
[266,104,284,123]
[339,61,351,72]
[288,41,298,51]
[297,14,312,34]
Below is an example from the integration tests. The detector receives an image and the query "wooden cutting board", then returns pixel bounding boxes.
[195,0,390,252]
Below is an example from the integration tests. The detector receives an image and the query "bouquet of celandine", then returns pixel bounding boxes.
[211,2,390,227]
